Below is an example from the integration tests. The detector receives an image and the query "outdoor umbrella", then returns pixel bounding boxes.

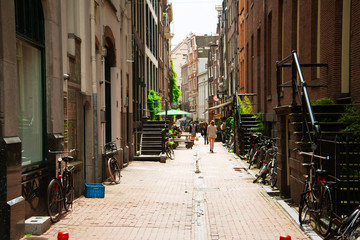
[178,116,193,121]
[156,109,191,115]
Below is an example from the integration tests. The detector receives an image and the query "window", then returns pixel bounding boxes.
[15,0,45,167]
[17,41,44,167]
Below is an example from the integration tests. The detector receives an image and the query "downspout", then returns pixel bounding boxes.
[90,0,98,182]
[59,0,64,134]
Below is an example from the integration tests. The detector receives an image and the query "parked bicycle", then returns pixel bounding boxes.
[247,133,261,163]
[165,138,175,160]
[248,133,263,169]
[324,205,360,240]
[103,137,121,184]
[225,129,234,152]
[47,149,77,223]
[253,139,278,188]
[295,149,335,237]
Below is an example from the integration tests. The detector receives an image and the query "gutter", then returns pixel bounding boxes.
[90,0,98,182]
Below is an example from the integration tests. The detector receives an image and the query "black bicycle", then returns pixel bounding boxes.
[47,149,77,223]
[296,149,335,237]
[324,205,360,240]
[103,138,121,184]
[253,139,278,188]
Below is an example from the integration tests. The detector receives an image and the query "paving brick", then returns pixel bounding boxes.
[21,139,314,240]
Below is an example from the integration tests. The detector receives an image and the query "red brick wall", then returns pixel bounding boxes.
[245,0,360,114]
[243,0,360,201]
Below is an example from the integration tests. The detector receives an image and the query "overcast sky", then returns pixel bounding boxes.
[169,0,223,49]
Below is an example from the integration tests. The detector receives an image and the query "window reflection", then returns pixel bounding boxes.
[17,40,43,167]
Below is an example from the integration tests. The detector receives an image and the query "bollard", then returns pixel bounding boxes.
[279,235,291,240]
[195,158,201,173]
[58,231,69,240]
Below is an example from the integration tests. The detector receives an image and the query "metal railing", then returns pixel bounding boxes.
[234,92,244,155]
[276,50,328,150]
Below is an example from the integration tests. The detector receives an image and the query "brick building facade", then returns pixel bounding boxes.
[244,0,360,201]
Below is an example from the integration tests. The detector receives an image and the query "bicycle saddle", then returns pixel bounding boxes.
[62,156,74,162]
[316,169,329,177]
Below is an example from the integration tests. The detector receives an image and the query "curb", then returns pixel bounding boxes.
[231,152,323,240]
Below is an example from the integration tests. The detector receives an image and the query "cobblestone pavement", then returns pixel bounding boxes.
[22,139,314,240]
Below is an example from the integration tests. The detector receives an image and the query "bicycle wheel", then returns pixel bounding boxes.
[299,184,312,226]
[348,219,360,240]
[269,164,277,188]
[318,187,333,236]
[47,179,63,223]
[108,157,121,184]
[248,148,254,163]
[248,151,258,170]
[256,147,266,169]
[63,171,74,211]
[253,174,261,183]
[166,146,175,160]
[253,164,267,183]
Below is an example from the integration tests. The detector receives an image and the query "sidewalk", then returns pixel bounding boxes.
[23,139,315,240]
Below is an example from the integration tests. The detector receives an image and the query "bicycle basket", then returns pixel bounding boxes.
[104,143,117,153]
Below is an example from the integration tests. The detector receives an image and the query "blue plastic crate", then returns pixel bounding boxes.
[84,183,105,198]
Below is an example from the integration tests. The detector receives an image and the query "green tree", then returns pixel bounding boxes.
[338,104,360,139]
[170,59,181,103]
[147,90,162,120]
[238,96,253,114]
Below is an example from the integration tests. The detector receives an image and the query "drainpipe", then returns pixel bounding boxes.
[90,0,98,182]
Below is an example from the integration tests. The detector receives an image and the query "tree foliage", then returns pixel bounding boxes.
[338,104,360,139]
[147,90,162,120]
[251,113,265,134]
[170,59,181,103]
[311,97,334,105]
[238,96,253,114]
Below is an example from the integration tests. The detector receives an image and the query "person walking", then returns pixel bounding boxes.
[207,120,217,153]
[203,122,208,144]
[189,121,198,143]
[220,121,227,143]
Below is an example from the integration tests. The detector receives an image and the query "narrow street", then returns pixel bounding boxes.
[25,140,313,240]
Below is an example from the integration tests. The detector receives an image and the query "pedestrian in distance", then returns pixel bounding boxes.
[189,121,198,143]
[220,121,226,143]
[203,122,208,144]
[207,120,217,153]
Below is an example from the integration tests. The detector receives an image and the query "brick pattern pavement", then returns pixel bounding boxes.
[22,140,311,240]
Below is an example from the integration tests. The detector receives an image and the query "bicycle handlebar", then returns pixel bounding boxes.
[104,136,121,146]
[49,149,78,154]
[293,148,329,160]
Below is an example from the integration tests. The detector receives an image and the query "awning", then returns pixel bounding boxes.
[208,100,233,111]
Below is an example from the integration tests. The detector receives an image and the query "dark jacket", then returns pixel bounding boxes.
[188,124,198,133]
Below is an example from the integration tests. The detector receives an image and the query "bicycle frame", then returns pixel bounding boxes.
[248,134,261,161]
[325,205,360,239]
[47,149,76,222]
[297,149,335,236]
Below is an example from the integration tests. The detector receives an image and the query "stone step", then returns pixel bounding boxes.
[133,154,162,161]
